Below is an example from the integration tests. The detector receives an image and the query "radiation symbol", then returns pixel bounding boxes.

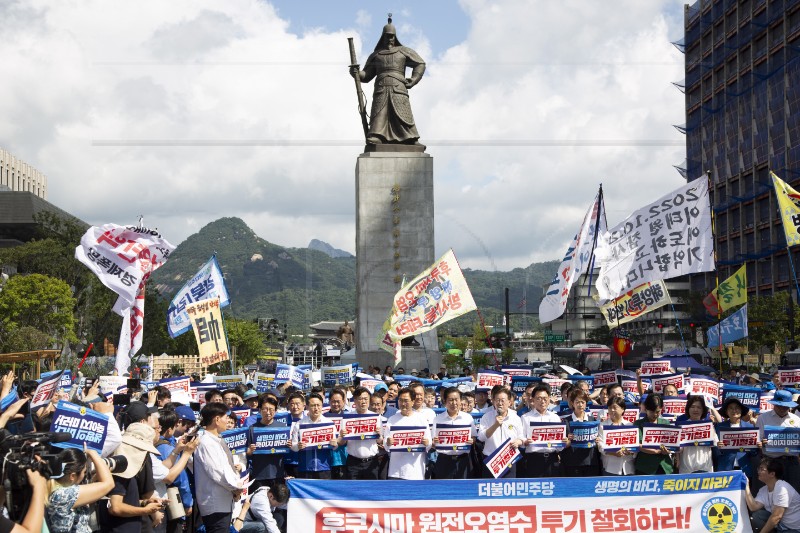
[707,503,733,525]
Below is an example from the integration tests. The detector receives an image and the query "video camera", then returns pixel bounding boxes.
[0,430,71,522]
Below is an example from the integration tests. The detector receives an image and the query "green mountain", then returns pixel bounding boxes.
[150,217,558,335]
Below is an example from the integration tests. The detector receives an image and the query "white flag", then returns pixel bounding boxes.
[539,192,606,323]
[167,256,230,338]
[116,285,145,375]
[75,224,175,308]
[595,179,714,301]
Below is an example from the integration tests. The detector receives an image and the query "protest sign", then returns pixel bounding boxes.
[600,280,673,327]
[592,371,617,388]
[526,422,567,451]
[254,372,274,393]
[231,408,251,426]
[299,422,336,449]
[341,413,380,440]
[158,376,192,404]
[640,360,672,376]
[662,397,688,417]
[252,427,291,454]
[687,376,720,405]
[764,426,800,454]
[778,367,800,387]
[476,370,507,391]
[386,426,427,452]
[652,374,685,394]
[483,438,521,478]
[718,427,760,450]
[510,376,542,397]
[501,366,532,377]
[601,425,640,453]
[721,384,761,413]
[221,427,249,454]
[167,256,230,338]
[50,401,109,453]
[543,379,570,401]
[622,406,642,424]
[31,370,64,409]
[187,297,229,367]
[434,424,472,452]
[275,364,306,389]
[98,375,127,395]
[641,424,681,452]
[568,421,599,448]
[215,374,245,390]
[678,421,716,447]
[321,365,355,388]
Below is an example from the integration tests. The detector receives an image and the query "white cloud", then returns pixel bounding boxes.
[0,0,689,272]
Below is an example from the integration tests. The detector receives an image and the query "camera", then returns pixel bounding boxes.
[86,455,129,476]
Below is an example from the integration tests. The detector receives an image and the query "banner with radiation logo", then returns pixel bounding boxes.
[289,472,751,533]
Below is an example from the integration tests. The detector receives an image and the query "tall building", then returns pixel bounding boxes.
[679,0,800,297]
[0,148,47,199]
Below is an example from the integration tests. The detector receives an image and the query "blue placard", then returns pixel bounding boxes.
[511,376,542,396]
[221,427,249,453]
[50,401,109,453]
[721,384,761,413]
[252,426,291,454]
[764,426,800,454]
[568,420,599,448]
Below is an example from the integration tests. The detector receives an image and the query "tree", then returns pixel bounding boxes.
[0,273,77,348]
[587,324,613,346]
[747,293,797,357]
[226,317,267,366]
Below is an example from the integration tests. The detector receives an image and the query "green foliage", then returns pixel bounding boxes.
[0,273,77,348]
[587,324,613,346]
[226,317,267,366]
[2,326,51,352]
[747,293,798,355]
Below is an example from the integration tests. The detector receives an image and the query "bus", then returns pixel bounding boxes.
[552,344,612,372]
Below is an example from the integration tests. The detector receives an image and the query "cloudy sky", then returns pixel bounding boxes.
[0,0,689,271]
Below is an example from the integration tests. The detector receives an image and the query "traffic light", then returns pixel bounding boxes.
[657,323,664,329]
[689,322,696,329]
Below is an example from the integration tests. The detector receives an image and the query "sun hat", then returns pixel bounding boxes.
[242,390,258,400]
[749,373,761,382]
[114,423,160,479]
[768,389,798,408]
[720,397,750,418]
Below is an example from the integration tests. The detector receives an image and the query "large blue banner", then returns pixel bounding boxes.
[251,426,291,454]
[288,472,751,533]
[707,304,748,347]
[50,401,109,453]
[721,384,761,413]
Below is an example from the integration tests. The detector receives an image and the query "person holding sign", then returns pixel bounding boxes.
[520,384,562,478]
[480,387,524,478]
[756,390,800,494]
[290,394,339,479]
[633,394,674,475]
[675,395,717,474]
[561,389,601,477]
[599,397,637,475]
[339,387,383,480]
[385,388,431,480]
[432,387,475,479]
[246,396,287,492]
[715,397,760,479]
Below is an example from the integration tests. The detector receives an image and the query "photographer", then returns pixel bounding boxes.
[45,447,115,533]
[0,469,47,533]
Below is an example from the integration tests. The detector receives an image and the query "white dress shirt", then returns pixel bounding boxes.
[433,410,476,456]
[193,430,242,515]
[598,419,636,475]
[521,408,562,454]
[385,411,431,480]
[478,409,524,457]
[756,409,800,457]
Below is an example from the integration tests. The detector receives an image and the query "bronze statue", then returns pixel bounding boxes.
[349,16,426,147]
[337,320,354,350]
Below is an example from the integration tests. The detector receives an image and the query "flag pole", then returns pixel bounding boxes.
[584,184,605,298]
[706,170,724,373]
[670,302,687,352]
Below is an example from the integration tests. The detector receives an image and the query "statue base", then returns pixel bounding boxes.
[364,143,426,153]
[355,150,439,371]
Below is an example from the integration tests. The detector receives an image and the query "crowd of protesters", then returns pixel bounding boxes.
[0,363,796,532]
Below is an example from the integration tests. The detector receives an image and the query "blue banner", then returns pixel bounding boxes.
[221,427,249,454]
[568,420,599,448]
[764,425,800,454]
[275,364,306,389]
[167,255,230,338]
[511,376,542,396]
[706,304,748,347]
[721,383,761,413]
[50,401,108,453]
[41,369,72,392]
[251,426,291,454]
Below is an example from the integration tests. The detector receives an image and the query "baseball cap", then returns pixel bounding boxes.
[175,405,197,422]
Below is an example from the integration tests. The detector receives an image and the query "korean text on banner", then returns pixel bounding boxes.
[341,413,381,440]
[640,360,672,376]
[186,297,229,368]
[115,284,145,376]
[722,384,762,413]
[526,422,567,452]
[387,426,428,452]
[601,425,640,453]
[215,374,245,390]
[299,422,336,449]
[704,265,747,315]
[778,367,800,387]
[641,424,681,452]
[595,179,714,301]
[678,421,716,447]
[50,401,109,453]
[483,438,521,478]
[718,427,760,450]
[764,426,800,454]
[321,365,355,388]
[252,427,291,454]
[222,428,249,454]
[31,370,64,410]
[386,249,477,341]
[434,424,473,451]
[158,376,192,404]
[288,472,750,533]
[707,304,749,348]
[167,256,230,338]
[599,280,672,327]
[74,223,175,308]
[540,192,606,324]
[772,171,800,247]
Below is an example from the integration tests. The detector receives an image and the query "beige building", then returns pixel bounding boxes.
[0,148,47,199]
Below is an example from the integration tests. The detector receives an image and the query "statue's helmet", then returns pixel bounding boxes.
[375,16,402,50]
[382,17,396,35]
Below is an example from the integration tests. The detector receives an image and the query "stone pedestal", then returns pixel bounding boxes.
[355,151,438,370]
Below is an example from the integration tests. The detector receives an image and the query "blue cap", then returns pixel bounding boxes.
[175,405,197,422]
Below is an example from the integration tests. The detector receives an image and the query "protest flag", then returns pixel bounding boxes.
[595,179,714,301]
[383,249,477,343]
[703,264,746,315]
[167,255,230,338]
[706,304,748,348]
[772,171,800,248]
[539,189,606,323]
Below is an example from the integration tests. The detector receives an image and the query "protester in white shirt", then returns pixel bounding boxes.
[478,387,524,478]
[745,457,800,533]
[193,403,243,533]
[233,484,289,533]
[338,387,383,480]
[432,387,475,479]
[598,397,636,475]
[520,384,563,477]
[675,395,717,474]
[385,388,431,480]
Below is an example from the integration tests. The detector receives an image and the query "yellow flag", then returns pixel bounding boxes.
[704,264,747,315]
[771,171,800,247]
[186,297,230,367]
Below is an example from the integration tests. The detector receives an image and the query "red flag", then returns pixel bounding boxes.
[703,292,722,315]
